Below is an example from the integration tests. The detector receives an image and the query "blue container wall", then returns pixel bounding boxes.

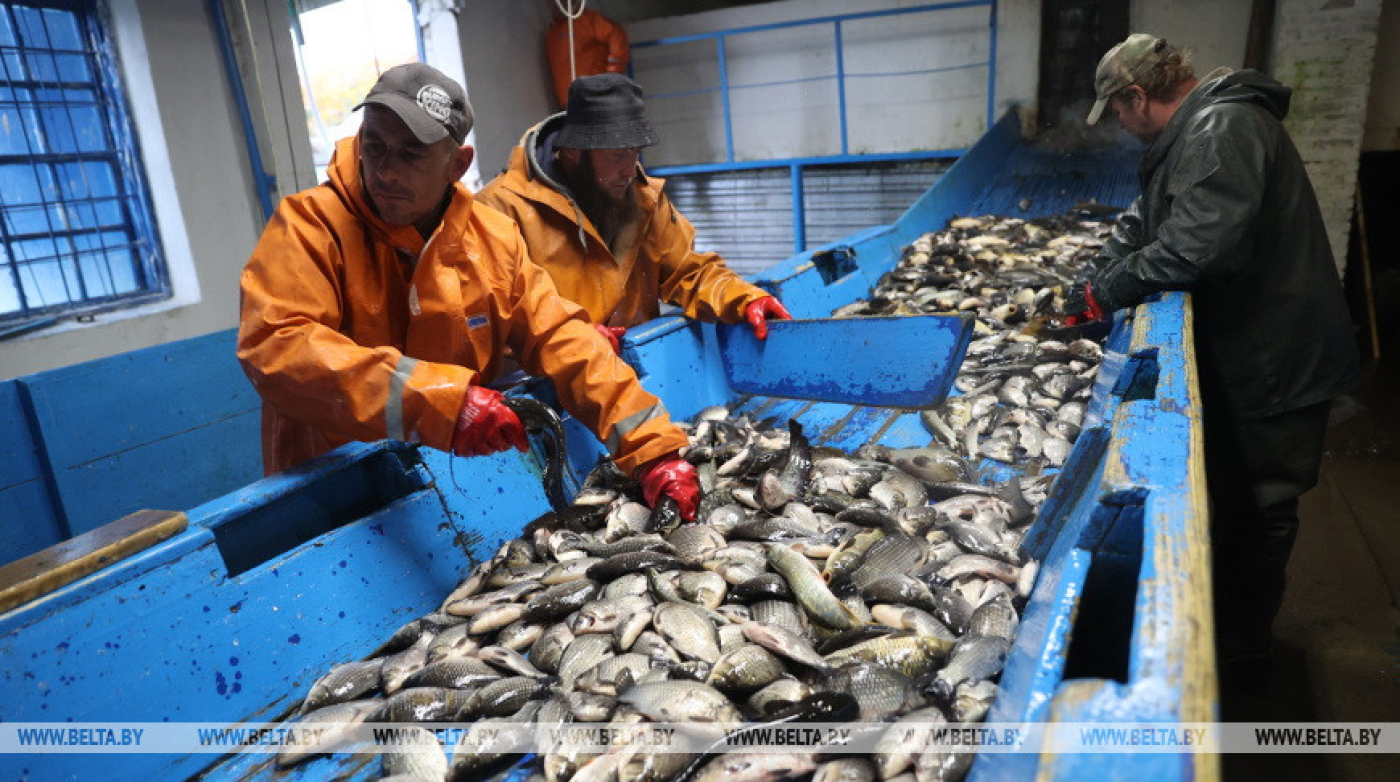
[0,330,262,565]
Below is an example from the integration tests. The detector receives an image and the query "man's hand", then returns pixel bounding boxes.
[744,296,792,340]
[593,323,627,355]
[1061,282,1106,325]
[451,386,529,457]
[636,453,700,521]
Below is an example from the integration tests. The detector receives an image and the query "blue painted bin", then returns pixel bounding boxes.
[0,110,1213,781]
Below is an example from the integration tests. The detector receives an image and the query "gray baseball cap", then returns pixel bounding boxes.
[1086,34,1169,124]
[354,63,473,144]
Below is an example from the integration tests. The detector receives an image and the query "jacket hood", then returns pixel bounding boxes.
[523,113,575,198]
[1191,68,1291,119]
[521,113,590,248]
[1144,69,1290,169]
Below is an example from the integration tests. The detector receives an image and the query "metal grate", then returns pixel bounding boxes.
[0,0,165,330]
[664,160,950,277]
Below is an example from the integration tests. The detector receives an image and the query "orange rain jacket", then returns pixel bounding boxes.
[546,9,630,108]
[237,136,687,476]
[476,115,771,329]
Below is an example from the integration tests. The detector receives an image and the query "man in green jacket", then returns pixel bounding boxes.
[1066,35,1360,666]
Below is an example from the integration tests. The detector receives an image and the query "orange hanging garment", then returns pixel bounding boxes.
[546,8,630,108]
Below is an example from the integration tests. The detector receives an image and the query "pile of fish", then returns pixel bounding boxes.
[273,411,1045,781]
[831,212,1113,329]
[267,211,1117,782]
[834,213,1116,470]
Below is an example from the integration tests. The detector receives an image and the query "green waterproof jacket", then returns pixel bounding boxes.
[1089,69,1359,422]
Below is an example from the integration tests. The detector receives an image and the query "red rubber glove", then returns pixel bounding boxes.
[636,453,700,522]
[593,323,627,355]
[450,386,529,457]
[744,296,791,340]
[1061,282,1106,325]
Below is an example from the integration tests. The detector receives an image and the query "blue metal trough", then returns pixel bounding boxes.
[0,109,1213,781]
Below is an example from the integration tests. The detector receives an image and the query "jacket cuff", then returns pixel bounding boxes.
[730,286,773,322]
[400,360,477,452]
[613,419,690,476]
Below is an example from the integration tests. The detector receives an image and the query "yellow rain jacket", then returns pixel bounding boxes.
[237,136,686,476]
[477,115,771,329]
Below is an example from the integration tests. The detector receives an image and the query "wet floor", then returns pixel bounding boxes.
[1220,353,1400,781]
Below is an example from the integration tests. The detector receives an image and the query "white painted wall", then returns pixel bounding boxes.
[620,0,1039,167]
[0,0,265,379]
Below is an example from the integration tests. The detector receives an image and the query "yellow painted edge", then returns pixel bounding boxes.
[1165,294,1220,781]
[0,509,188,614]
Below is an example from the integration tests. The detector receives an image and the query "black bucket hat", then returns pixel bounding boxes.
[555,74,659,150]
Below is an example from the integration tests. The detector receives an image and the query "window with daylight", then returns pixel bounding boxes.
[0,1,165,331]
[291,0,421,183]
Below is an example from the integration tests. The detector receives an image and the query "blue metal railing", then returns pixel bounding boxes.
[632,1,998,253]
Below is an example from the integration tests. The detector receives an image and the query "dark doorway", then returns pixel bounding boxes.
[1037,0,1129,136]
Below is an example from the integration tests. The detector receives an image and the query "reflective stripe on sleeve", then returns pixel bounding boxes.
[387,356,419,442]
[605,402,668,453]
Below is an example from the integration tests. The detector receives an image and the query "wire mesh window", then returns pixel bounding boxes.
[0,0,165,329]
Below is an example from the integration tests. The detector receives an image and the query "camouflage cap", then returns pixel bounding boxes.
[1086,34,1168,124]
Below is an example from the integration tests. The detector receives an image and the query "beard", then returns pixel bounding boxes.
[567,154,638,246]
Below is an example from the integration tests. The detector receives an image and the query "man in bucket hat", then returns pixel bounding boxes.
[478,74,791,356]
[1062,36,1359,668]
[237,63,700,519]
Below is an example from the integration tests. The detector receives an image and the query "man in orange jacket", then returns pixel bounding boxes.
[477,74,791,355]
[237,64,699,519]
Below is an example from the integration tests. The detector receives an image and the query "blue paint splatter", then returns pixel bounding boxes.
[288,634,301,645]
[235,671,242,680]
[339,560,347,568]
[203,605,211,613]
[214,671,228,696]
[55,642,69,652]
[338,611,346,619]
[232,682,242,694]
[229,656,239,666]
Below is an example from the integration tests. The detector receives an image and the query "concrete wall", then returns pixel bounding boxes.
[1362,0,1399,151]
[457,1,557,180]
[1130,0,1253,74]
[1273,0,1384,274]
[0,0,269,379]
